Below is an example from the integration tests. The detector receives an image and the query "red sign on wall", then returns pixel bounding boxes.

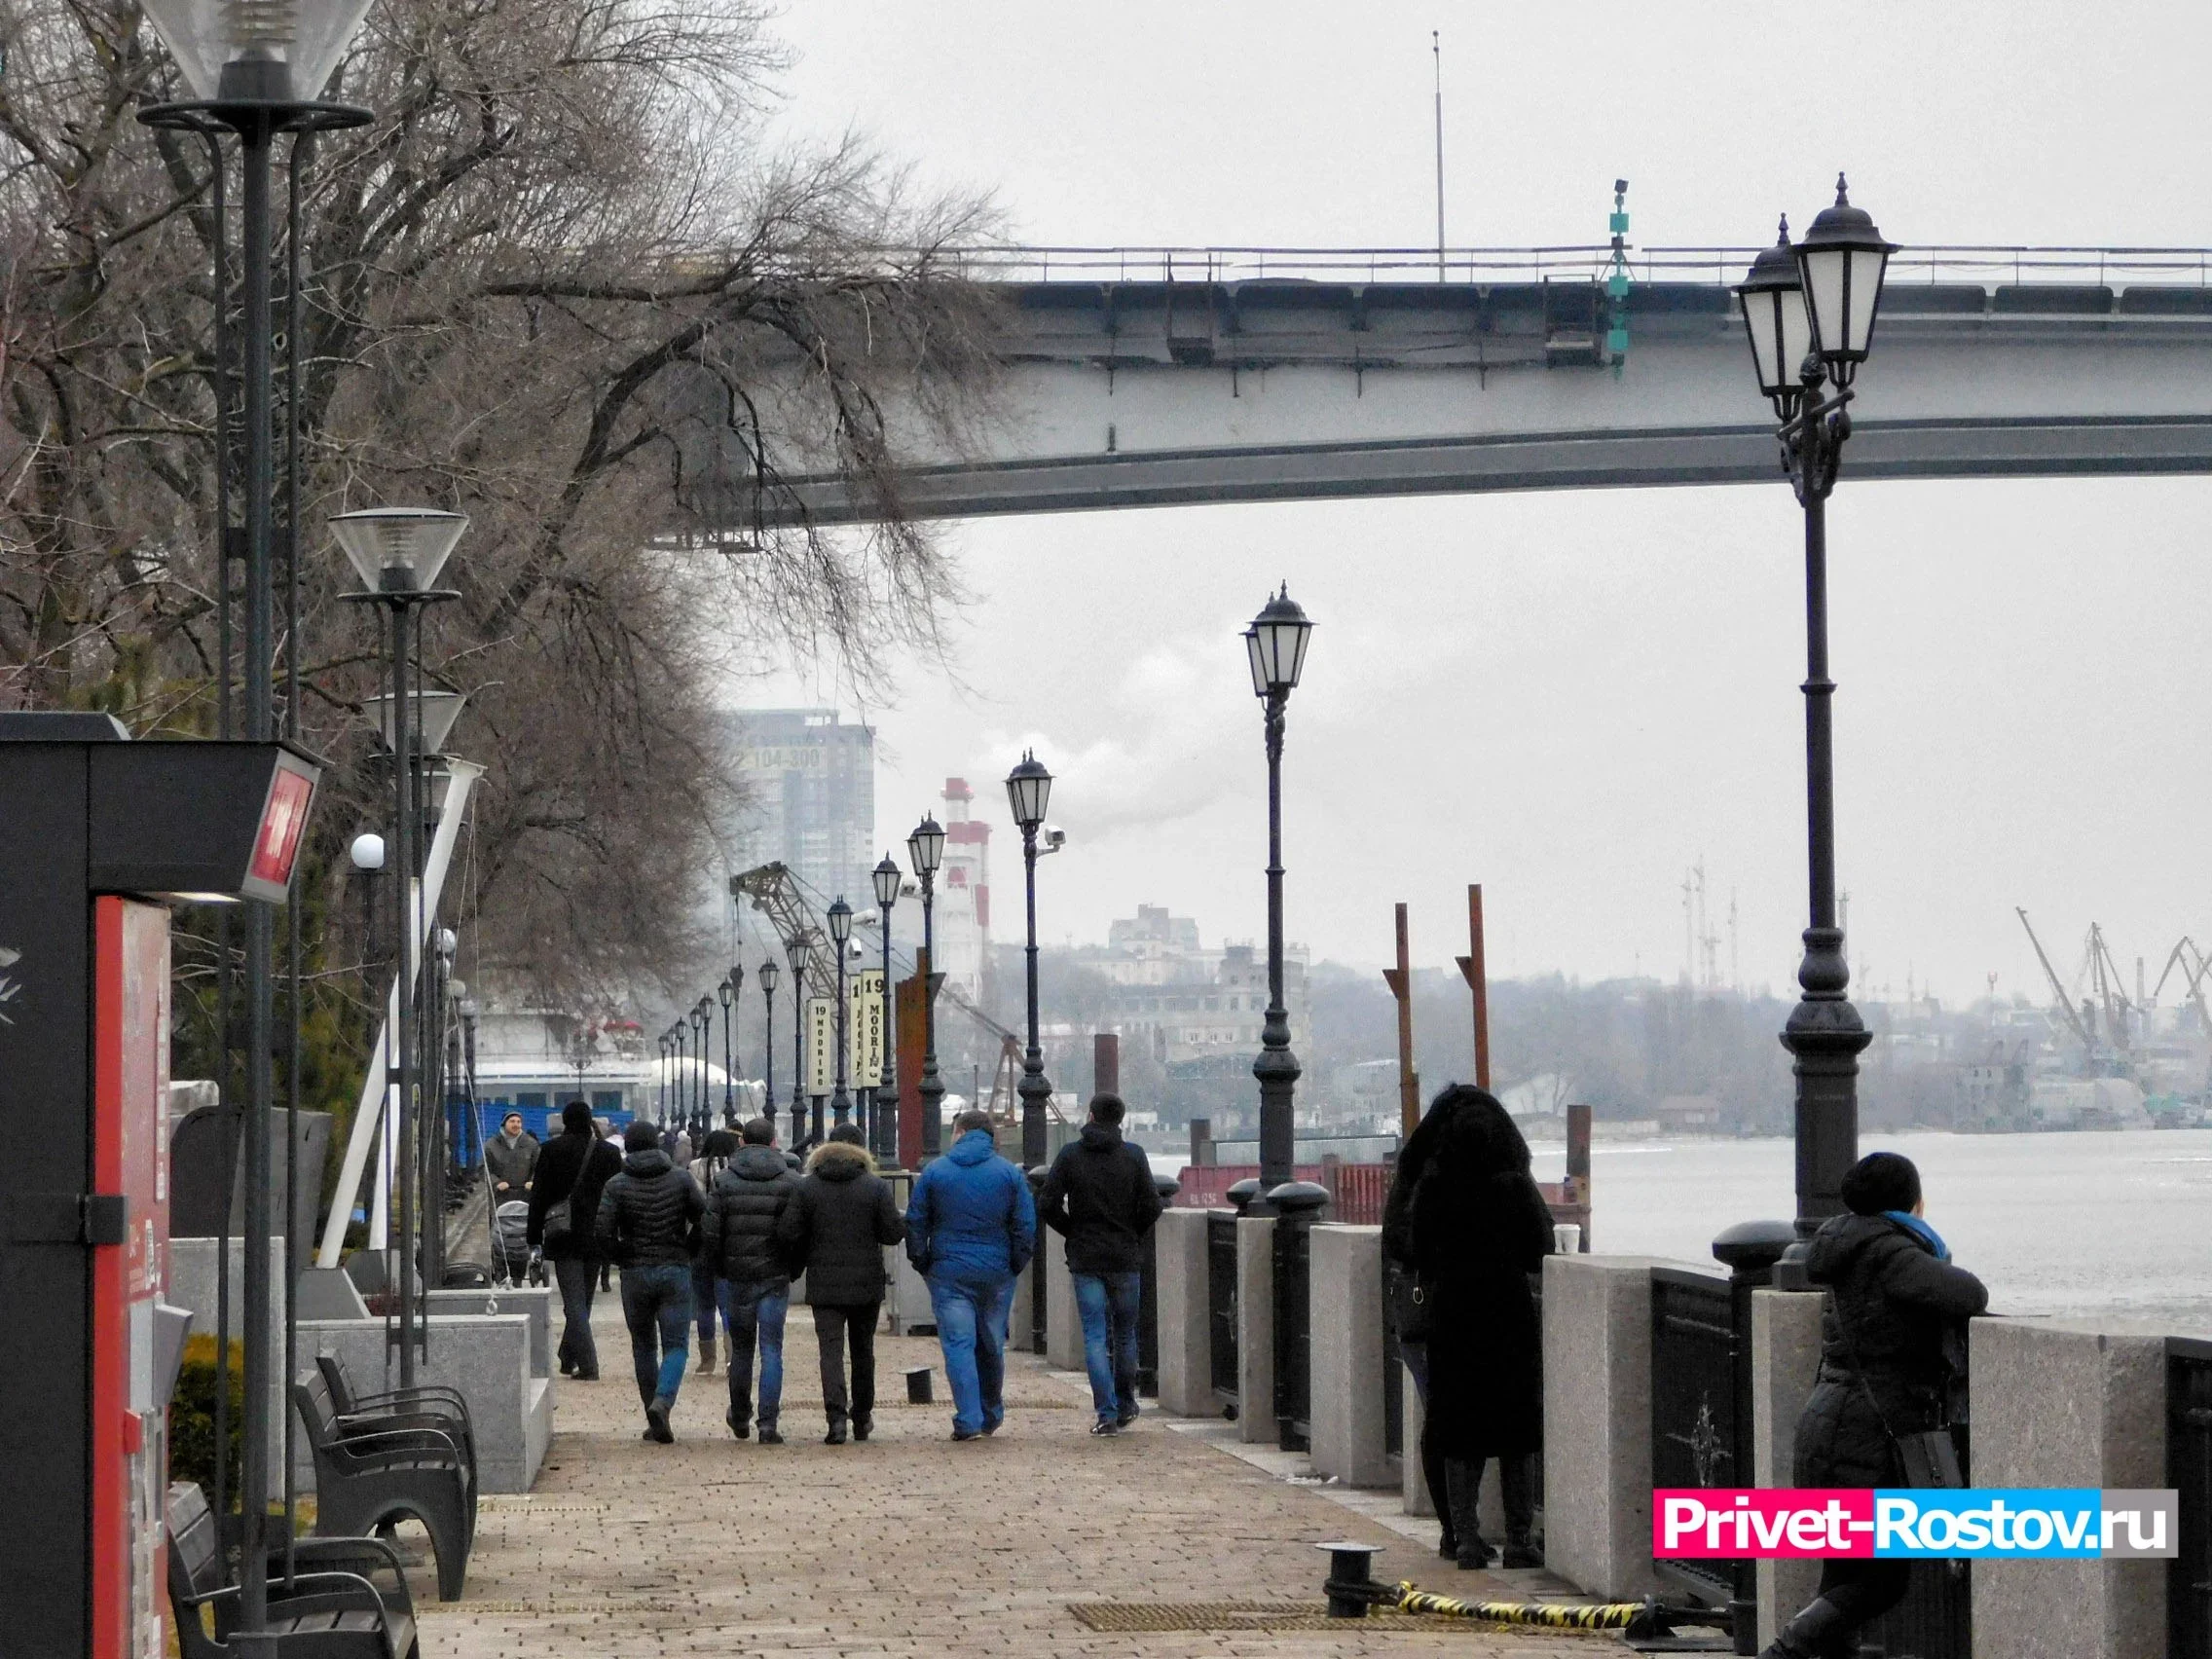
[243,760,315,902]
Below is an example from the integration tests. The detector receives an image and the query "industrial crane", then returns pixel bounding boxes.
[2016,908,2100,1069]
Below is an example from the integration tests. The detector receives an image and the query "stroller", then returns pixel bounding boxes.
[492,1199,542,1287]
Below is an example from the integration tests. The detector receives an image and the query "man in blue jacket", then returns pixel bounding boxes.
[905,1109,1036,1440]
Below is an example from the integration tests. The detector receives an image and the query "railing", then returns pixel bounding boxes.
[2171,1338,2212,1659]
[1381,1249,1404,1459]
[1649,1267,1739,1607]
[1272,1210,1317,1451]
[1207,1212,1239,1414]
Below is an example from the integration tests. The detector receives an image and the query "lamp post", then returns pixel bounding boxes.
[1734,177,1895,1236]
[718,977,735,1124]
[692,996,714,1140]
[668,1023,682,1129]
[829,898,855,1126]
[1006,754,1054,1174]
[907,815,947,1161]
[336,509,467,1399]
[787,935,813,1146]
[1243,587,1314,1208]
[872,855,902,1161]
[657,1034,670,1121]
[759,958,781,1121]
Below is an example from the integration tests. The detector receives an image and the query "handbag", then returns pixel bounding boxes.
[1833,1300,1963,1489]
[1386,1261,1432,1344]
[540,1194,574,1251]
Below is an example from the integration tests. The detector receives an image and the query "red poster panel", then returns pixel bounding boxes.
[895,967,927,1170]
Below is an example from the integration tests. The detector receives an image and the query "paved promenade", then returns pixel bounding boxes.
[419,1307,1605,1656]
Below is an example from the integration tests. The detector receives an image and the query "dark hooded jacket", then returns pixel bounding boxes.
[592,1148,704,1269]
[527,1119,622,1260]
[1792,1211,1987,1487]
[774,1140,903,1307]
[1039,1123,1163,1274]
[701,1144,802,1287]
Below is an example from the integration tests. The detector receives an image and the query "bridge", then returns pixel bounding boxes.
[736,244,2212,524]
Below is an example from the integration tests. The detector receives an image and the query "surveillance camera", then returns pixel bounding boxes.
[1045,826,1067,850]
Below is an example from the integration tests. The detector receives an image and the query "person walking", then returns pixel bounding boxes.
[527,1099,622,1381]
[1407,1085,1554,1569]
[484,1110,539,1200]
[774,1124,903,1444]
[700,1117,801,1443]
[1761,1152,1987,1659]
[593,1119,706,1443]
[1039,1092,1162,1434]
[1380,1086,1476,1556]
[904,1109,1035,1442]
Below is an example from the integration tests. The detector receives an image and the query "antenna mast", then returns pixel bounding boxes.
[1432,31,1446,280]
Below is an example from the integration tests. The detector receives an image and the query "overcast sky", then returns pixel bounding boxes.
[735,1,2212,1004]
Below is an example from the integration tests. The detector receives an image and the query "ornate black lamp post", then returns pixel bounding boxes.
[787,935,813,1146]
[907,814,947,1161]
[657,1032,671,1121]
[1244,586,1314,1208]
[872,855,903,1161]
[719,971,741,1123]
[829,898,854,1127]
[1006,755,1054,1172]
[669,1021,685,1129]
[691,995,714,1139]
[758,957,780,1120]
[1734,177,1895,1235]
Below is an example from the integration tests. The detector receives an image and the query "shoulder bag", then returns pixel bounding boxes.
[1386,1261,1431,1344]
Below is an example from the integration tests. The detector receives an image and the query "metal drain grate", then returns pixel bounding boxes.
[421,1597,688,1617]
[1066,1602,1613,1637]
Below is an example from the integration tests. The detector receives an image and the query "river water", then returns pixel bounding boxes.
[1523,1127,2212,1333]
[1159,1127,2212,1332]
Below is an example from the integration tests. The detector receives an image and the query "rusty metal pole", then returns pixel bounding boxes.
[1093,1031,1120,1097]
[1454,883,1491,1090]
[1382,903,1419,1134]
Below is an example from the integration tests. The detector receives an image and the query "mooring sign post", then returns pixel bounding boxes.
[0,713,320,1657]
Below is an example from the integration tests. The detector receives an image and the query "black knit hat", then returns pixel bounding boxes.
[1841,1151,1921,1216]
[562,1099,595,1134]
[624,1119,663,1153]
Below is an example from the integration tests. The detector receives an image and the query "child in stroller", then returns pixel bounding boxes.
[492,1199,543,1286]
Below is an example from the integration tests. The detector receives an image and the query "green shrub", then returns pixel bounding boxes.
[167,1334,245,1502]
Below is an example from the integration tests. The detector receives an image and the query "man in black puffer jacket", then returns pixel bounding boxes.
[701,1117,801,1442]
[775,1124,903,1444]
[1763,1151,1987,1659]
[1039,1093,1163,1433]
[593,1120,706,1443]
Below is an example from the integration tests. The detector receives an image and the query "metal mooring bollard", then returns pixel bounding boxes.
[905,1366,935,1405]
[1315,1541,1383,1618]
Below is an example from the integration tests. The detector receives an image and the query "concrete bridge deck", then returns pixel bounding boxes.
[419,1312,1602,1657]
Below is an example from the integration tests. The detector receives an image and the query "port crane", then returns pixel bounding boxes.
[2016,908,2123,1074]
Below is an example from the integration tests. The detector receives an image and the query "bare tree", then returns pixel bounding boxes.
[0,0,1002,1032]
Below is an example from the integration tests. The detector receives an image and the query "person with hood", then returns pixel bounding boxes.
[1380,1085,1476,1556]
[905,1109,1036,1441]
[774,1123,903,1444]
[1039,1092,1163,1434]
[1761,1151,1986,1659]
[1408,1085,1554,1569]
[700,1117,801,1443]
[484,1111,539,1199]
[527,1099,623,1380]
[593,1119,706,1443]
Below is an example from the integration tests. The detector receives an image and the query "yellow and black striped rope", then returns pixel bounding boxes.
[1390,1582,1647,1629]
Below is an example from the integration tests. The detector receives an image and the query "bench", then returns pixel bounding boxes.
[166,1482,420,1659]
[316,1352,479,1493]
[292,1371,474,1602]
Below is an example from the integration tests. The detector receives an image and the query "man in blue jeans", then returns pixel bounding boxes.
[1039,1092,1164,1434]
[905,1109,1035,1441]
[700,1118,800,1442]
[593,1119,705,1443]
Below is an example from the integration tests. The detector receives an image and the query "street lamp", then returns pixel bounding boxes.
[337,508,468,1396]
[758,957,781,1120]
[657,1033,671,1121]
[719,971,741,1123]
[1244,586,1314,1207]
[872,855,902,1161]
[1733,176,1895,1235]
[1005,754,1054,1174]
[787,935,814,1146]
[906,814,947,1161]
[692,995,714,1139]
[829,898,854,1127]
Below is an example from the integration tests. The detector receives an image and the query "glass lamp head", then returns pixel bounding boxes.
[907,814,945,876]
[873,855,902,909]
[363,689,468,755]
[1794,174,1897,384]
[1005,752,1052,830]
[718,978,733,1010]
[331,507,467,596]
[141,0,378,104]
[1735,217,1816,406]
[759,958,780,995]
[1243,584,1313,697]
[787,936,813,978]
[828,897,854,945]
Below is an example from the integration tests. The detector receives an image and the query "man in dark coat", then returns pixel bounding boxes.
[774,1124,903,1444]
[700,1117,801,1442]
[484,1111,539,1199]
[593,1119,706,1443]
[1763,1152,1987,1659]
[527,1099,622,1380]
[1039,1093,1163,1433]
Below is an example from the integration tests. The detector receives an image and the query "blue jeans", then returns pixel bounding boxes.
[1072,1271,1143,1424]
[927,1270,1014,1437]
[619,1263,693,1409]
[719,1279,789,1430]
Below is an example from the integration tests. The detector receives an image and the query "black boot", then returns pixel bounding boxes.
[1444,1459,1492,1568]
[1499,1454,1542,1567]
[1419,1418,1456,1559]
[1758,1596,1852,1659]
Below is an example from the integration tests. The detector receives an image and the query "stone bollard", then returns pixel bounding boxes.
[1226,1176,1262,1215]
[1269,1180,1331,1453]
[1138,1172,1180,1396]
[1151,1207,1212,1416]
[1712,1219,1797,1656]
[1026,1165,1051,1354]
